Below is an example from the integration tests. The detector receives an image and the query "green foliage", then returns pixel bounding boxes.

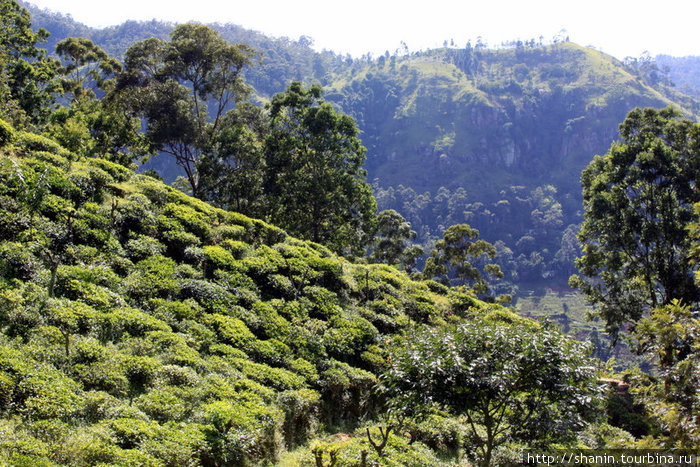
[265,81,377,254]
[201,399,283,465]
[0,0,60,126]
[125,255,178,300]
[198,103,267,216]
[16,131,72,158]
[0,101,619,464]
[369,209,423,272]
[301,430,443,467]
[571,107,700,338]
[380,320,599,465]
[632,300,700,447]
[277,389,321,448]
[116,23,256,197]
[0,118,14,147]
[424,223,503,295]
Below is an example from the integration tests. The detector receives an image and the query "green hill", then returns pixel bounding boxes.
[328,43,697,195]
[0,120,527,465]
[323,43,700,288]
[657,54,700,99]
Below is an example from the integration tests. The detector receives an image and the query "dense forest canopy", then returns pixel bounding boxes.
[0,1,698,465]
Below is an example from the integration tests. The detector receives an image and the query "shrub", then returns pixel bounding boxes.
[141,422,206,467]
[266,273,296,298]
[125,236,166,262]
[303,432,441,467]
[287,358,319,384]
[110,307,171,337]
[85,157,132,182]
[154,364,200,387]
[125,256,179,301]
[150,298,201,324]
[202,245,237,276]
[201,399,283,466]
[246,338,291,366]
[80,391,139,422]
[134,176,171,206]
[206,314,256,349]
[179,279,235,309]
[250,301,291,340]
[0,426,53,467]
[55,279,125,311]
[220,239,250,259]
[30,150,71,170]
[213,224,246,242]
[101,417,160,449]
[160,229,201,261]
[0,118,15,147]
[67,166,113,205]
[56,264,121,292]
[183,245,206,265]
[214,270,260,306]
[302,286,342,319]
[72,338,108,365]
[319,360,376,423]
[0,241,39,281]
[230,358,306,391]
[323,315,378,360]
[115,194,157,239]
[135,386,190,423]
[16,131,72,158]
[120,355,159,398]
[277,389,321,448]
[18,366,84,420]
[242,245,286,276]
[407,414,467,455]
[162,203,212,241]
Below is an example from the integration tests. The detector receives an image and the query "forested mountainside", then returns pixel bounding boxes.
[22,1,343,99]
[656,54,700,99]
[25,5,700,291]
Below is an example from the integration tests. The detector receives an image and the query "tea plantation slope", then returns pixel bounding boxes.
[0,124,506,466]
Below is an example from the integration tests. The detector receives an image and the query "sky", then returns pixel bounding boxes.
[24,0,700,59]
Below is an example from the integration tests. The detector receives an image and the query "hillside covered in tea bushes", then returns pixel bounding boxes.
[0,122,619,465]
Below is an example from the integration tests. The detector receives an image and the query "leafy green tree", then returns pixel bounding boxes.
[45,298,96,356]
[116,24,257,196]
[423,223,502,294]
[197,102,266,216]
[264,81,377,254]
[633,300,700,447]
[55,37,121,102]
[689,203,700,283]
[369,209,423,271]
[0,0,59,126]
[48,37,146,163]
[571,107,700,338]
[380,321,598,466]
[553,224,581,277]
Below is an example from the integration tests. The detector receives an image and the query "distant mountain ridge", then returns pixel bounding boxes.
[326,43,699,195]
[656,54,700,99]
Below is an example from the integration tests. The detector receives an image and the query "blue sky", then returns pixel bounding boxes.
[25,0,700,59]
